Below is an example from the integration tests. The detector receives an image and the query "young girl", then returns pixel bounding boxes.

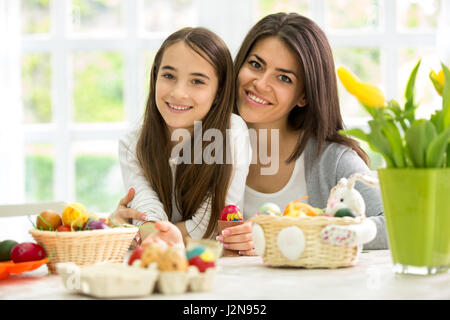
[118,27,251,247]
[218,12,388,254]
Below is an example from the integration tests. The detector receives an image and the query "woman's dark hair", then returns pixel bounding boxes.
[137,27,234,238]
[233,12,369,165]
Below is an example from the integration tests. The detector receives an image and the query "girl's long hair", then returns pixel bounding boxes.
[137,27,234,238]
[233,13,369,165]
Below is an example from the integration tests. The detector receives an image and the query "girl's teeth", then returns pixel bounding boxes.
[169,103,192,110]
[248,93,269,105]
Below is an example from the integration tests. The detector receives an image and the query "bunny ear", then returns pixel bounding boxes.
[348,172,379,189]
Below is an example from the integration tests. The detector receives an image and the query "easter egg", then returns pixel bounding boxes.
[283,201,318,217]
[62,203,88,229]
[0,240,19,261]
[36,210,62,231]
[128,246,145,266]
[257,202,281,216]
[10,242,47,263]
[188,256,215,273]
[220,205,243,221]
[186,246,206,260]
[334,208,357,218]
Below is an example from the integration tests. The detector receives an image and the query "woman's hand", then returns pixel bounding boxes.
[141,221,185,248]
[216,221,258,256]
[111,188,147,224]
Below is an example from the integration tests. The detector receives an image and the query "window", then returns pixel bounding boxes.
[0,0,445,214]
[256,0,442,169]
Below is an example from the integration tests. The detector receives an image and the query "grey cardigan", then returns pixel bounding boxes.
[304,137,389,250]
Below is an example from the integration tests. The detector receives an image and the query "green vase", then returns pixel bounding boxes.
[378,168,450,275]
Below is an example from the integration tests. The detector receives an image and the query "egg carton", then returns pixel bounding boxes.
[56,261,216,298]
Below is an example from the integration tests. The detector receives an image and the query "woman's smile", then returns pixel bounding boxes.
[244,90,272,107]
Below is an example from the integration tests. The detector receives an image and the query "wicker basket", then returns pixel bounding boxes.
[250,215,363,269]
[29,227,138,274]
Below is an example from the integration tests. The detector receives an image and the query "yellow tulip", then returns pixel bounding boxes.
[337,66,386,108]
[430,69,444,96]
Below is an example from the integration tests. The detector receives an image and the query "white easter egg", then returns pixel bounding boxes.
[252,223,266,256]
[277,226,305,260]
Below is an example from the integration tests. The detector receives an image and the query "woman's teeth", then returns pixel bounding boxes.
[168,103,192,110]
[247,92,270,105]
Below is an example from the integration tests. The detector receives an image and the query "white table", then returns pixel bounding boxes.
[1,250,449,300]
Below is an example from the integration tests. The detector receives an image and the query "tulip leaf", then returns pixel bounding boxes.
[441,63,450,129]
[405,120,437,167]
[404,59,421,123]
[368,119,396,167]
[380,119,405,168]
[430,110,443,133]
[426,127,450,168]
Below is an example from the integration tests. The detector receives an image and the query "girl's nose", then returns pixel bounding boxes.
[170,82,189,100]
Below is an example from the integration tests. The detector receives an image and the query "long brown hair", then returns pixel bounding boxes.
[137,27,234,238]
[233,13,369,165]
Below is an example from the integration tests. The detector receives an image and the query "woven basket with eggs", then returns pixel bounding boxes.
[250,173,379,269]
[29,203,138,274]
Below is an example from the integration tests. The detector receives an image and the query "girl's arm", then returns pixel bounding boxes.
[119,126,168,229]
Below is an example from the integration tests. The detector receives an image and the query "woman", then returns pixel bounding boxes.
[115,13,388,252]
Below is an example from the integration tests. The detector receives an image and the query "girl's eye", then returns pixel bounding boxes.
[248,60,261,69]
[279,75,292,83]
[162,73,174,80]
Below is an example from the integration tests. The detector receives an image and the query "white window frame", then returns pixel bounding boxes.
[4,0,448,206]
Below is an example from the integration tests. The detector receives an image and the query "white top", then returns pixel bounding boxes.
[119,114,252,239]
[243,153,307,219]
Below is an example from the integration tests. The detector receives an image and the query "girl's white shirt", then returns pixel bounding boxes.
[243,153,307,219]
[119,114,252,239]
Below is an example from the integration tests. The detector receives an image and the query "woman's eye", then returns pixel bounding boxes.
[279,75,292,83]
[249,60,261,69]
[192,79,205,85]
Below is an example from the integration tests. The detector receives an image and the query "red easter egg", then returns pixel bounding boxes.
[188,256,215,273]
[128,246,145,266]
[220,205,240,221]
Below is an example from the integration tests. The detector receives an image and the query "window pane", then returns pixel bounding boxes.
[73,51,124,123]
[398,48,440,119]
[326,0,381,31]
[21,0,51,34]
[73,141,124,213]
[71,0,124,35]
[397,0,440,31]
[25,144,54,202]
[22,53,52,123]
[334,48,382,117]
[140,0,198,34]
[256,0,310,21]
[139,50,156,112]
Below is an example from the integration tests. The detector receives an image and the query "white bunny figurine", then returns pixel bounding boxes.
[321,173,379,247]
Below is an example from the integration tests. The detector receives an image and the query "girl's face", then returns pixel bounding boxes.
[155,41,218,133]
[237,36,306,129]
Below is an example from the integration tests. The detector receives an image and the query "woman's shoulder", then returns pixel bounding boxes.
[306,138,369,176]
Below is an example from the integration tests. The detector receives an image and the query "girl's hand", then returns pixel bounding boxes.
[111,188,147,249]
[216,221,258,256]
[111,188,148,224]
[141,221,185,248]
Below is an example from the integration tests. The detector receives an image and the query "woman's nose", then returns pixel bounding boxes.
[253,73,271,92]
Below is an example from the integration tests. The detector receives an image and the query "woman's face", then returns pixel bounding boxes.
[155,41,218,134]
[237,36,306,129]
